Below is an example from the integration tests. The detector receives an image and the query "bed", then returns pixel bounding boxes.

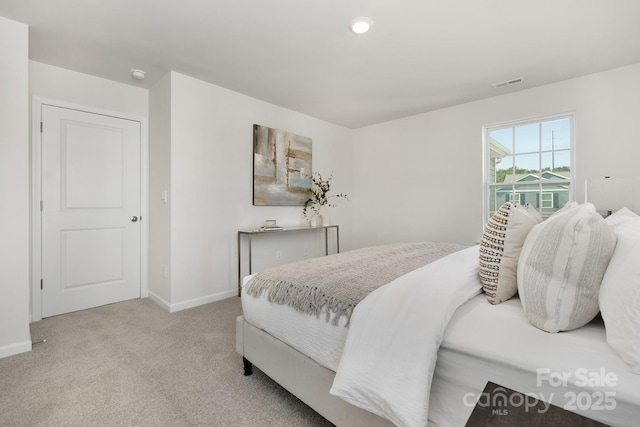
[235,204,640,427]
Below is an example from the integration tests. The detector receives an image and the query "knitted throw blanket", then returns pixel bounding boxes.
[244,241,466,326]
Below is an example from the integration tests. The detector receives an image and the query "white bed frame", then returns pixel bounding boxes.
[236,315,396,427]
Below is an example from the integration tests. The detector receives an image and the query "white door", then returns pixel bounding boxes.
[41,104,141,318]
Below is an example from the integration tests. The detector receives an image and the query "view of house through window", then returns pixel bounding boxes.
[485,114,573,221]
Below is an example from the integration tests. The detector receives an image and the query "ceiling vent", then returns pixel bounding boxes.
[492,77,524,89]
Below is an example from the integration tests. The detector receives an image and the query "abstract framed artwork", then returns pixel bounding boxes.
[253,124,312,206]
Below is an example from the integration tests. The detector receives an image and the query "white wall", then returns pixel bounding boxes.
[351,62,640,249]
[29,61,149,117]
[150,71,353,311]
[148,72,172,306]
[28,62,353,315]
[0,16,31,358]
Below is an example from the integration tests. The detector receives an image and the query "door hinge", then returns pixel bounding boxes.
[40,200,43,211]
[40,279,43,290]
[40,122,43,133]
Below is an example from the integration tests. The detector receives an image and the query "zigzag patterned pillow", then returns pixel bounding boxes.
[479,203,542,304]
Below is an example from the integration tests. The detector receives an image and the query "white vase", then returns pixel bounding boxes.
[318,206,330,226]
[309,212,318,227]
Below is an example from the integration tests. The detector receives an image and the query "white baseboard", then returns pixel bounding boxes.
[169,290,237,312]
[0,340,32,359]
[148,291,171,312]
[148,289,237,313]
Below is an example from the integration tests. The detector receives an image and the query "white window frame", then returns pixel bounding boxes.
[541,192,554,209]
[483,113,575,223]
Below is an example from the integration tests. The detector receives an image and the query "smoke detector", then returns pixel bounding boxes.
[130,69,147,80]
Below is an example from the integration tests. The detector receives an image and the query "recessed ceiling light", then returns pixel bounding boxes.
[350,17,373,34]
[130,69,146,80]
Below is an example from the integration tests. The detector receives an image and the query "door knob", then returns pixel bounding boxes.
[130,216,139,222]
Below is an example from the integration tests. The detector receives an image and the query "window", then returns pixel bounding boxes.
[484,114,573,222]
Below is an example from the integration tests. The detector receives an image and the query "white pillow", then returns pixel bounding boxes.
[605,207,638,231]
[555,200,579,214]
[599,217,640,373]
[479,203,542,304]
[517,202,616,333]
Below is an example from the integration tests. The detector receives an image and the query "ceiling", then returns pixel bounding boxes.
[2,0,640,129]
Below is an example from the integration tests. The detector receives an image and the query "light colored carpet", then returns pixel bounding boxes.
[0,297,334,427]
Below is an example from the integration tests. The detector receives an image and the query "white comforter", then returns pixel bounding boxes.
[330,245,482,427]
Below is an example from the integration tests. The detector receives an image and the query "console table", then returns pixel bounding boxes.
[237,225,340,296]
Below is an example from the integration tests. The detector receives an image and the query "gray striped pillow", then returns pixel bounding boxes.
[517,202,616,333]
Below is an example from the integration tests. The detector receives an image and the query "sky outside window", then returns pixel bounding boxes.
[490,117,571,173]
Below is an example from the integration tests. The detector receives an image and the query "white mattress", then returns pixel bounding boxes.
[430,294,640,427]
[241,274,348,371]
[242,278,640,427]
